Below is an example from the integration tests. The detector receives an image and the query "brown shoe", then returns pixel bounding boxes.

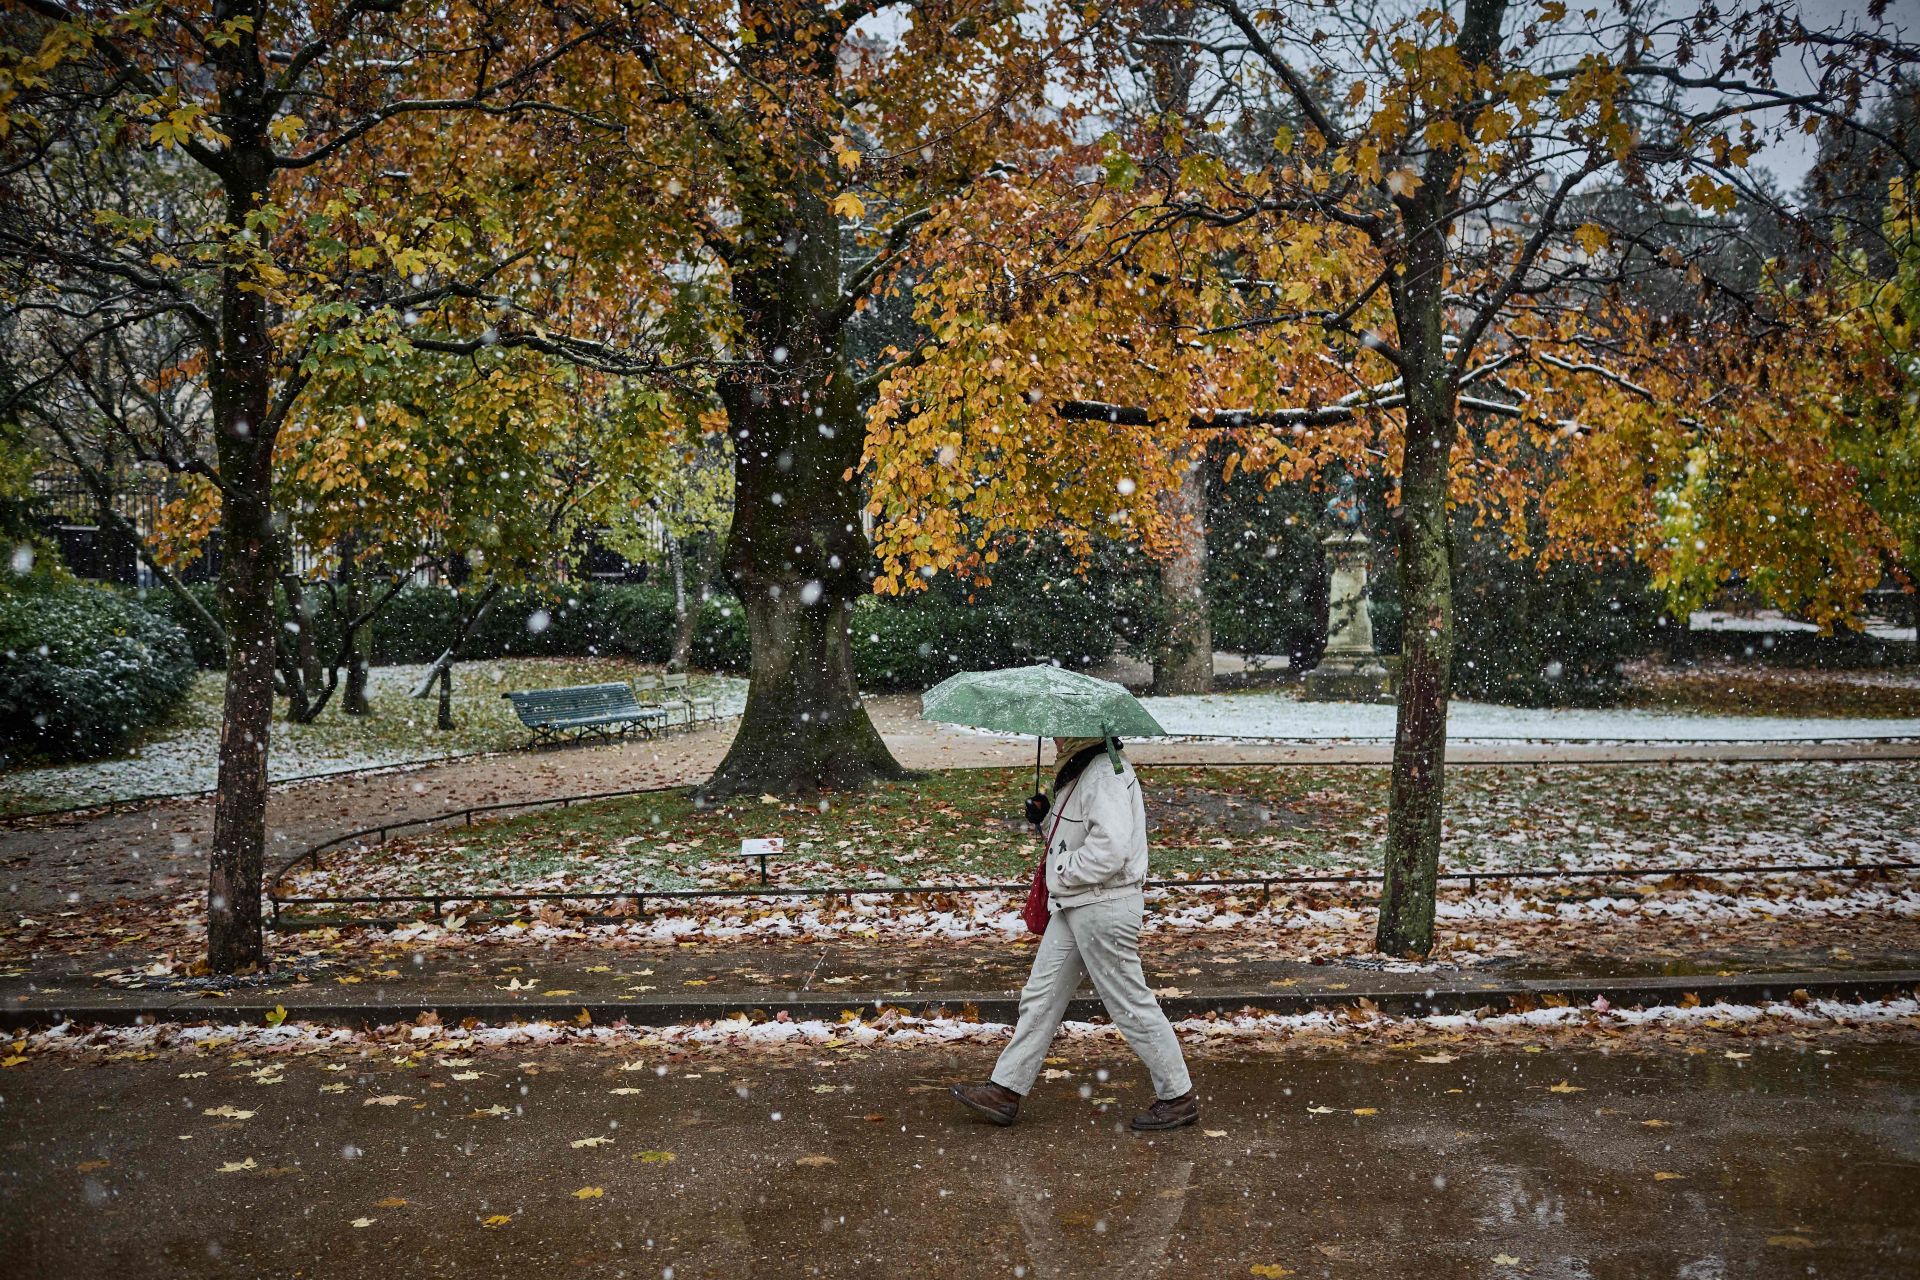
[950,1080,1022,1126]
[1131,1090,1198,1132]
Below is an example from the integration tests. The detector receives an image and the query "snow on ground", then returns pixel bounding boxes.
[1691,609,1916,643]
[0,663,748,811]
[1130,690,1920,742]
[22,995,1920,1059]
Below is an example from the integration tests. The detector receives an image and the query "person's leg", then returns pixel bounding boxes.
[1068,895,1193,1100]
[988,909,1089,1095]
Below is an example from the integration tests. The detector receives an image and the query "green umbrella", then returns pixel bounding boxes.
[920,664,1167,790]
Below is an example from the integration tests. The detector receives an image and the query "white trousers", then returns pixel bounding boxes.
[990,891,1192,1101]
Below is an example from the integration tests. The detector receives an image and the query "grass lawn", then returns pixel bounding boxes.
[0,658,745,815]
[295,760,1920,901]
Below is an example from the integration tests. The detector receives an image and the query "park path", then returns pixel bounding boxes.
[5,691,1919,922]
[5,1032,1918,1279]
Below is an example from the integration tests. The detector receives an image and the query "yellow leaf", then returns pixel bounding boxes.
[635,1150,676,1163]
[483,1214,512,1228]
[265,1005,287,1026]
[1492,1254,1521,1266]
[218,1158,257,1173]
[1250,1267,1295,1278]
[1547,1080,1584,1093]
[375,1197,408,1208]
[350,1217,375,1228]
[829,192,866,220]
[837,148,861,173]
[203,1105,255,1119]
[794,1155,837,1167]
[1574,223,1610,256]
[1653,1172,1684,1181]
[574,1186,605,1199]
[1351,1107,1378,1116]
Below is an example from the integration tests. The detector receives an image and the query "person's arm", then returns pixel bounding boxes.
[1051,769,1138,890]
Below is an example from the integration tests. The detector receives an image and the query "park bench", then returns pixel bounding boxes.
[500,682,670,749]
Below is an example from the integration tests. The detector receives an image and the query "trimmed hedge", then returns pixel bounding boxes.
[0,583,197,763]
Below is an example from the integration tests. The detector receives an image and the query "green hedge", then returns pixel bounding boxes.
[849,561,1119,690]
[0,583,197,763]
[140,581,753,673]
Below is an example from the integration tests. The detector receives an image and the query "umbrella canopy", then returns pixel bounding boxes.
[921,665,1166,787]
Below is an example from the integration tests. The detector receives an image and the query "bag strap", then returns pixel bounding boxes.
[1045,775,1083,849]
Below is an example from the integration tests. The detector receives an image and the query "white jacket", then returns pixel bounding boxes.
[1042,753,1149,910]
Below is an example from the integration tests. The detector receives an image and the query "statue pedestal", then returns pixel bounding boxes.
[1302,532,1395,704]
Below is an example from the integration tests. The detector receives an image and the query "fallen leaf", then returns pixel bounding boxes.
[1653,1172,1685,1181]
[1351,1108,1378,1116]
[795,1155,837,1167]
[571,1136,614,1149]
[350,1217,375,1228]
[375,1197,407,1208]
[1642,1119,1670,1128]
[1203,1129,1229,1138]
[635,1150,676,1163]
[365,1095,412,1107]
[1417,1053,1457,1064]
[1767,1235,1813,1249]
[862,1113,885,1122]
[76,1159,110,1173]
[1492,1254,1521,1266]
[264,1006,288,1027]
[1249,1267,1295,1278]
[1724,1051,1751,1061]
[1547,1081,1585,1094]
[218,1158,257,1173]
[203,1105,255,1120]
[450,1072,484,1082]
[610,1088,642,1096]
[483,1214,512,1228]
[574,1186,605,1199]
[1306,1106,1335,1115]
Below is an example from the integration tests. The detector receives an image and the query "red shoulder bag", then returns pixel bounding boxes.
[1022,776,1081,935]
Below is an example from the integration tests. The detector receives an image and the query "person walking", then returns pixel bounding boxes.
[951,733,1197,1131]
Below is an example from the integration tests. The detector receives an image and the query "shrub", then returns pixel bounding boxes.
[1447,528,1667,707]
[0,583,197,763]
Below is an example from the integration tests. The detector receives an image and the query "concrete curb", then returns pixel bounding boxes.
[7,970,1916,1032]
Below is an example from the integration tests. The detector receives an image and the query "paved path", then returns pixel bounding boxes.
[5,694,1918,923]
[4,1035,1916,1278]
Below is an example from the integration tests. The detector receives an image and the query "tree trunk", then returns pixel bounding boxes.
[699,183,906,798]
[1373,395,1455,957]
[669,535,714,673]
[340,536,372,715]
[1369,0,1507,960]
[1152,454,1213,694]
[666,526,691,671]
[207,178,277,974]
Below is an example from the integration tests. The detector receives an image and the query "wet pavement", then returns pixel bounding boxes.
[2,1036,1916,1278]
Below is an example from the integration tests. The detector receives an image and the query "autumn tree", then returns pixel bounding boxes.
[518,0,1128,797]
[0,0,681,972]
[875,0,1920,957]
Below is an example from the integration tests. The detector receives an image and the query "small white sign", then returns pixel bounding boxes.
[740,838,784,858]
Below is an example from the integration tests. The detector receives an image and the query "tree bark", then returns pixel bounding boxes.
[699,179,906,798]
[1152,454,1214,694]
[340,536,372,715]
[206,175,277,974]
[669,534,716,672]
[1371,0,1507,958]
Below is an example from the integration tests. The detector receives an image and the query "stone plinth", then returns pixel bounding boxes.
[1302,532,1395,703]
